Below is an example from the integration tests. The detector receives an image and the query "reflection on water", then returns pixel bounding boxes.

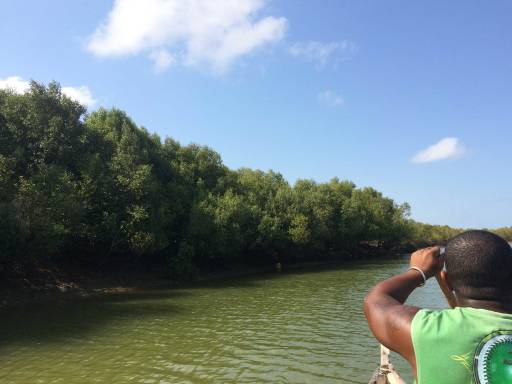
[0,256,447,384]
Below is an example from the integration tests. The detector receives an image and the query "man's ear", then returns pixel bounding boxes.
[439,269,454,292]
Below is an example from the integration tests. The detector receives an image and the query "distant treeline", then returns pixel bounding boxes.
[407,222,512,245]
[489,227,512,242]
[0,82,507,278]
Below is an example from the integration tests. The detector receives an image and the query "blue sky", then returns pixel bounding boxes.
[1,0,512,228]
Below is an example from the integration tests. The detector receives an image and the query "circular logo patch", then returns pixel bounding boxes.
[474,331,512,384]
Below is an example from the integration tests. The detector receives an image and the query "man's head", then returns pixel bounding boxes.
[444,230,512,299]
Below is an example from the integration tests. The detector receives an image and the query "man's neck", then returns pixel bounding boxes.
[457,296,512,314]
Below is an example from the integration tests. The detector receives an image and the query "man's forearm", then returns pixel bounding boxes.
[368,269,425,305]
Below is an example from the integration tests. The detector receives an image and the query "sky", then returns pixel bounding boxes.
[1,0,512,228]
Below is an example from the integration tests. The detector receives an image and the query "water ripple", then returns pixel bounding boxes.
[0,256,448,383]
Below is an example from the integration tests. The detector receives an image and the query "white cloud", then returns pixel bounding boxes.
[289,40,357,67]
[150,49,176,72]
[412,137,466,164]
[0,76,97,108]
[61,86,97,108]
[318,90,344,108]
[0,76,30,93]
[86,0,288,72]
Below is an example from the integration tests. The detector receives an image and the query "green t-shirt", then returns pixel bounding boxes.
[411,307,512,384]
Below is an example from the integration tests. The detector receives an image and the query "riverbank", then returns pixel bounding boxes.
[0,246,409,309]
[0,262,164,309]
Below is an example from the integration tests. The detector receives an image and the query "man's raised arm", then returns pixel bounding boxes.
[363,246,444,368]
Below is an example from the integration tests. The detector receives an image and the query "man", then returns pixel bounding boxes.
[364,230,512,383]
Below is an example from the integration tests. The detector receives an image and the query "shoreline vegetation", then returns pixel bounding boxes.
[1,81,511,307]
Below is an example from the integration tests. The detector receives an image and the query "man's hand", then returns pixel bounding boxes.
[410,246,445,279]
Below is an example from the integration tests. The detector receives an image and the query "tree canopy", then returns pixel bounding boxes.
[0,82,504,279]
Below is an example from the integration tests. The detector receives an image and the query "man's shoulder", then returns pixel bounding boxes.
[413,307,461,322]
[413,307,512,338]
[412,308,468,337]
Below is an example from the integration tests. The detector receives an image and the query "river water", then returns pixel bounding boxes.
[0,256,448,384]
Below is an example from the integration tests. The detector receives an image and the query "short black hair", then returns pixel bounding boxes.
[445,230,512,299]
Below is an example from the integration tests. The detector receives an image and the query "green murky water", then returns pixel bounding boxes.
[0,256,447,383]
